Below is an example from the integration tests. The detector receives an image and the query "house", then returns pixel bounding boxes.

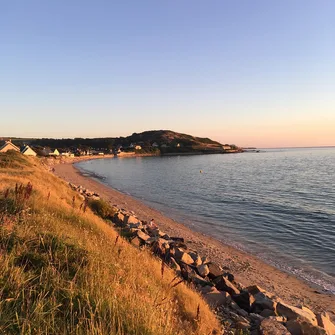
[21,145,37,156]
[49,149,60,156]
[134,145,142,150]
[222,145,232,151]
[161,144,168,148]
[0,139,20,153]
[152,142,159,148]
[59,149,74,157]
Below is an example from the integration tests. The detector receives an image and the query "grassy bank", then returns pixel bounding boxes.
[0,151,220,335]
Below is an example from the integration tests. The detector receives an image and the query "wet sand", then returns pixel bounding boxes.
[53,157,335,315]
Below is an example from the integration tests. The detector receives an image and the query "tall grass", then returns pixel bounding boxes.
[0,152,220,335]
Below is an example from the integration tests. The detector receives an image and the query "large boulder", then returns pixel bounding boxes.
[136,230,151,242]
[188,251,202,266]
[151,239,170,257]
[125,215,141,225]
[180,264,197,281]
[197,264,210,277]
[174,248,194,265]
[260,318,290,335]
[207,262,224,279]
[233,290,256,312]
[189,273,212,287]
[214,275,240,296]
[169,257,181,272]
[199,286,231,308]
[286,317,327,335]
[246,285,277,312]
[316,312,335,335]
[276,302,317,326]
[113,212,125,226]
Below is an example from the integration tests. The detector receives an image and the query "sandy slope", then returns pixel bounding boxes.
[53,158,335,315]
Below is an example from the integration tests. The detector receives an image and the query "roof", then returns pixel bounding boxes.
[21,145,37,155]
[0,140,20,152]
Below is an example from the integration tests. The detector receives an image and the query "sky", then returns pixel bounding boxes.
[1,1,334,147]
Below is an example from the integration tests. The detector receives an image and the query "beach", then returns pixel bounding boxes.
[53,157,335,315]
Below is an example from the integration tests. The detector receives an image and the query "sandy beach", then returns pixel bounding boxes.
[53,157,335,315]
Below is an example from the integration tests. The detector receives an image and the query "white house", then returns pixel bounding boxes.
[21,145,37,156]
[134,145,142,150]
[222,145,232,150]
[0,140,20,153]
[49,149,60,156]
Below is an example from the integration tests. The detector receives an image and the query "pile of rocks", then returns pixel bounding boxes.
[111,208,335,335]
[69,183,100,200]
[69,182,335,335]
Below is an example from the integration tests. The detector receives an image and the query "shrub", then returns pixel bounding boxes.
[88,198,117,220]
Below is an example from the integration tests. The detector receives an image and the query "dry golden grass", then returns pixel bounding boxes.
[0,152,221,335]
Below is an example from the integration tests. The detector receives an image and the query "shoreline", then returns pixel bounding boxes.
[52,157,335,315]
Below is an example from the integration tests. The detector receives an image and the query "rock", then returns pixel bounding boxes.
[214,276,240,296]
[235,320,251,330]
[260,318,290,335]
[230,301,249,317]
[246,285,277,312]
[136,230,151,242]
[125,215,141,225]
[223,272,235,282]
[113,212,125,226]
[129,222,143,229]
[169,257,181,272]
[151,239,170,257]
[201,287,231,308]
[197,264,210,277]
[146,236,159,245]
[188,251,202,266]
[160,233,171,240]
[170,237,185,243]
[201,256,210,264]
[286,317,327,335]
[260,309,276,318]
[189,273,212,287]
[180,264,197,281]
[233,290,256,312]
[249,313,265,324]
[207,262,224,279]
[316,312,335,335]
[276,302,317,326]
[174,248,194,265]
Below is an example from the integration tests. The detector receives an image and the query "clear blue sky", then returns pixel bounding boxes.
[1,0,334,147]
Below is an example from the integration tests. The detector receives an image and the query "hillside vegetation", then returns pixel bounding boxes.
[17,130,233,154]
[0,151,220,334]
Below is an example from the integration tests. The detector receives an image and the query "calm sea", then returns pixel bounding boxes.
[76,147,335,293]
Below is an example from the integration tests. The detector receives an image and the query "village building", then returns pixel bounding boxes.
[21,145,37,156]
[0,140,20,153]
[152,142,159,148]
[134,145,142,150]
[49,149,60,156]
[222,145,232,150]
